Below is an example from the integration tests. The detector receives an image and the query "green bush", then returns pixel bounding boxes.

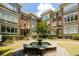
[2,35,18,44]
[39,35,48,39]
[72,36,79,40]
[64,34,79,40]
[19,35,25,40]
[47,35,57,39]
[2,35,17,41]
[4,39,13,44]
[48,36,57,39]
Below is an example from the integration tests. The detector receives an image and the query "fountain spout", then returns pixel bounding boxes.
[37,38,43,46]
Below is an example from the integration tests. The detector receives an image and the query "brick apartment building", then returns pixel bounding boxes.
[41,3,79,36]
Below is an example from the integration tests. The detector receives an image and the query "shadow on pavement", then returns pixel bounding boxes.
[12,49,25,56]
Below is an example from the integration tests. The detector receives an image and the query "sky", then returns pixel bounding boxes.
[22,3,60,17]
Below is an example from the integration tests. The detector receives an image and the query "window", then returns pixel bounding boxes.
[1,26,5,32]
[7,14,10,21]
[75,14,78,20]
[64,17,67,22]
[3,3,19,13]
[0,11,2,18]
[70,25,74,34]
[11,28,14,33]
[7,27,10,32]
[71,15,74,21]
[64,26,67,34]
[24,16,26,21]
[43,15,49,20]
[15,28,17,33]
[2,12,5,19]
[67,16,70,22]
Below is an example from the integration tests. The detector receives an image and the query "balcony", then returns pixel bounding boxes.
[64,4,78,14]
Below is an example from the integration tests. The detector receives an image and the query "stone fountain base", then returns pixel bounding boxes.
[23,41,57,56]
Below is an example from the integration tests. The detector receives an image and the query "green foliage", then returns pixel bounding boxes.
[73,36,79,40]
[56,30,59,37]
[64,34,79,40]
[4,39,13,44]
[39,35,48,39]
[2,35,18,44]
[64,34,79,36]
[36,20,48,35]
[19,35,25,40]
[2,35,17,41]
[48,35,57,39]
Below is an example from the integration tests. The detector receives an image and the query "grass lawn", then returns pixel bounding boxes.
[58,42,79,56]
[0,40,26,56]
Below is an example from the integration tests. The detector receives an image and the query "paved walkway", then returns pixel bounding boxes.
[44,41,69,56]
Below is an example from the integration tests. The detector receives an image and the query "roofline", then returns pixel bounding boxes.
[28,13,38,18]
[21,11,27,16]
[15,3,22,7]
[41,9,53,16]
[0,7,19,16]
[60,3,72,8]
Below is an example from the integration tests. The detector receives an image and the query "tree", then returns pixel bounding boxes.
[36,20,48,37]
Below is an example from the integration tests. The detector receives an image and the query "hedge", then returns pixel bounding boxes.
[2,35,18,42]
[64,34,79,40]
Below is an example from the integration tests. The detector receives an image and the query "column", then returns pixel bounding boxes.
[61,7,64,35]
[14,27,16,34]
[0,24,1,33]
[17,14,21,36]
[26,16,28,33]
[77,3,79,33]
[30,16,32,36]
[22,15,24,35]
[56,12,59,36]
[10,27,11,34]
[5,26,7,33]
[50,11,53,34]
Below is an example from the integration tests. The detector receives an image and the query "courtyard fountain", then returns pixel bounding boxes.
[23,37,57,56]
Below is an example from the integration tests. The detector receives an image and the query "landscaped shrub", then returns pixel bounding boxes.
[3,39,14,44]
[2,35,18,44]
[2,35,17,41]
[39,35,48,39]
[19,35,25,40]
[64,34,79,40]
[48,36,57,39]
[47,35,57,39]
[72,36,79,40]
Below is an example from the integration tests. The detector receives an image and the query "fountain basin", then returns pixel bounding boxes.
[23,42,56,56]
